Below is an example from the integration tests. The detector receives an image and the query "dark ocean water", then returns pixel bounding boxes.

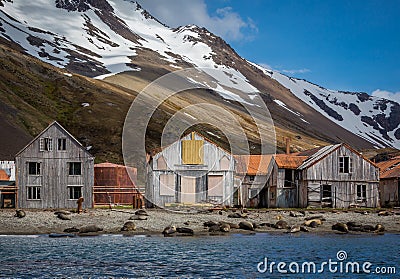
[0,233,398,279]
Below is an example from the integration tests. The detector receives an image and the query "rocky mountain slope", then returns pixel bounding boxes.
[0,0,398,162]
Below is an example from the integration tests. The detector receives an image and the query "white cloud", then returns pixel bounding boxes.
[136,0,257,41]
[281,68,311,74]
[371,89,400,104]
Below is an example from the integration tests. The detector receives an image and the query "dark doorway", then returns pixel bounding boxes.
[321,184,332,207]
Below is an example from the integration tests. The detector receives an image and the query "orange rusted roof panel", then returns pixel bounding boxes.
[0,170,10,180]
[235,155,273,175]
[274,154,308,169]
[377,157,400,179]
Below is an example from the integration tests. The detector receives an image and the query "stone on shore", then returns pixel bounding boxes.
[135,209,149,216]
[64,227,79,233]
[130,215,147,221]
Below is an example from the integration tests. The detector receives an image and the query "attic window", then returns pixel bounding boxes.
[58,138,66,151]
[39,138,53,151]
[339,156,353,173]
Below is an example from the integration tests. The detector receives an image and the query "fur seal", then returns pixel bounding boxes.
[15,210,26,218]
[121,221,136,232]
[176,227,194,235]
[273,220,288,229]
[239,221,254,231]
[288,225,301,233]
[332,223,349,233]
[304,219,322,227]
[162,225,176,236]
[219,223,230,232]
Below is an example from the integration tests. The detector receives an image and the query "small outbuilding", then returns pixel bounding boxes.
[377,156,400,207]
[15,121,94,209]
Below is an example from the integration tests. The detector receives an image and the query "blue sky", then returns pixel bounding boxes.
[137,0,400,102]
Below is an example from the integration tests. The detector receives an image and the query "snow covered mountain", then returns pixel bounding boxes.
[0,0,399,150]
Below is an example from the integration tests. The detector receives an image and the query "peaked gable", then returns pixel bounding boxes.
[15,121,93,158]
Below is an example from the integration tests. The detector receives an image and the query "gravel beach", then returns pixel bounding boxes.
[1,208,400,236]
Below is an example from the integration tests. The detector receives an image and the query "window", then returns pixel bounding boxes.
[68,186,82,200]
[28,162,41,175]
[321,184,332,202]
[69,162,82,175]
[39,138,53,151]
[27,186,41,200]
[339,156,353,173]
[284,169,293,187]
[249,175,255,182]
[58,138,66,151]
[357,184,367,202]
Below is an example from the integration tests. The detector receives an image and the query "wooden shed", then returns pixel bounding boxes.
[0,169,16,208]
[146,132,235,208]
[234,155,274,207]
[94,162,143,208]
[15,121,94,209]
[298,144,379,208]
[377,157,400,207]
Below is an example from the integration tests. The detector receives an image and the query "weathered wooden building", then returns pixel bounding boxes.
[15,121,94,209]
[234,155,274,207]
[297,144,379,208]
[146,132,235,207]
[94,162,144,208]
[377,156,400,207]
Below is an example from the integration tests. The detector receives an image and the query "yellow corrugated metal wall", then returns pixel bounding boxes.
[181,135,204,164]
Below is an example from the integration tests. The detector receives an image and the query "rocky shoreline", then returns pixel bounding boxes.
[1,208,400,237]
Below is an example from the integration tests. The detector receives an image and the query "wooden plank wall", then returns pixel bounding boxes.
[16,124,94,209]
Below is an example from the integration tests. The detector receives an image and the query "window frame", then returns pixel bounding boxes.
[68,186,83,200]
[39,138,53,152]
[27,186,41,200]
[28,162,41,176]
[356,184,367,203]
[339,156,353,174]
[57,138,67,151]
[68,162,82,176]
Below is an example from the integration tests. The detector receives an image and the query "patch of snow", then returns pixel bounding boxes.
[81,103,90,107]
[63,73,72,77]
[273,99,301,116]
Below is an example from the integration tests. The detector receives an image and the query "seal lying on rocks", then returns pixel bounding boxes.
[303,219,323,227]
[332,223,349,233]
[204,221,219,227]
[121,221,136,231]
[239,221,254,231]
[57,213,71,220]
[64,227,79,233]
[135,209,149,216]
[130,215,147,221]
[176,227,194,235]
[162,225,176,236]
[288,225,300,233]
[273,220,288,229]
[79,225,103,234]
[15,210,26,218]
[219,223,231,232]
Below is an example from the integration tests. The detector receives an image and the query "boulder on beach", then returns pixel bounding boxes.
[239,221,254,231]
[79,225,103,234]
[54,210,71,216]
[274,220,288,229]
[332,223,349,233]
[57,213,71,220]
[121,221,136,231]
[15,210,26,218]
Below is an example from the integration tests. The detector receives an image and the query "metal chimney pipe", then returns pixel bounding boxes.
[286,138,290,155]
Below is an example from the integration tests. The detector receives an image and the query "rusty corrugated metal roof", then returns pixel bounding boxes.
[274,154,308,169]
[377,157,400,179]
[235,155,273,175]
[0,170,10,180]
[95,162,126,168]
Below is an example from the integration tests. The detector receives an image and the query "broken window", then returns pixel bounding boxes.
[339,156,353,173]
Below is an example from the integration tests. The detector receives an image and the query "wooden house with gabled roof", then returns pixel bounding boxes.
[15,121,94,209]
[297,143,379,208]
[146,132,235,208]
